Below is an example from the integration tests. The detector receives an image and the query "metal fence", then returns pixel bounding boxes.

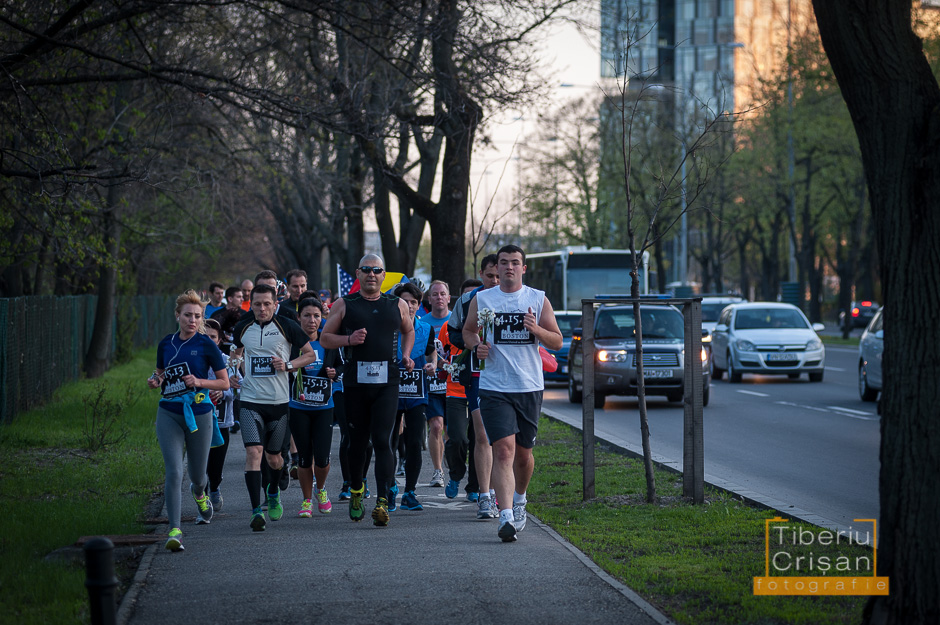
[0,295,176,423]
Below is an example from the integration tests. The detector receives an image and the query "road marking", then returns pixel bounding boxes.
[737,390,770,397]
[827,406,875,416]
[825,366,846,372]
[774,401,879,420]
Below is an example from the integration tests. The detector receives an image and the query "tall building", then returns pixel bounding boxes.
[600,0,816,118]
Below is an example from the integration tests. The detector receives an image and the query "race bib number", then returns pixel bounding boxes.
[297,376,331,407]
[494,312,534,345]
[358,361,388,384]
[429,372,447,394]
[398,370,424,399]
[250,356,276,377]
[161,363,193,399]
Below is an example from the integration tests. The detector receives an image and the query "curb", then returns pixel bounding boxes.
[541,406,859,535]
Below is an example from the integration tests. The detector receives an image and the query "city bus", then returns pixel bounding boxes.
[526,247,650,311]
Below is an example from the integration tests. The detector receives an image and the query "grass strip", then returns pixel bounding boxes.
[529,416,870,625]
[0,348,163,624]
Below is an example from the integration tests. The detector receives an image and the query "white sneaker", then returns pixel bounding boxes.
[512,501,527,532]
[477,496,498,520]
[429,470,445,487]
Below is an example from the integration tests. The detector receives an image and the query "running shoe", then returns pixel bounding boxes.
[349,485,365,522]
[445,479,460,499]
[191,483,213,524]
[372,497,390,526]
[268,493,284,521]
[165,528,184,552]
[387,483,399,512]
[395,459,406,477]
[316,488,332,514]
[289,464,299,481]
[209,489,223,512]
[363,479,371,499]
[250,507,266,531]
[512,501,527,532]
[429,470,445,487]
[399,490,423,511]
[498,519,517,542]
[299,499,313,518]
[477,496,498,520]
[466,492,479,503]
[339,481,351,501]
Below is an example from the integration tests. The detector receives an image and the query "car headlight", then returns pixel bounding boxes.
[701,346,708,363]
[806,338,823,351]
[735,339,757,352]
[598,350,628,362]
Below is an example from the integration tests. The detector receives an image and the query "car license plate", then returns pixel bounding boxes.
[766,353,798,362]
[643,369,671,379]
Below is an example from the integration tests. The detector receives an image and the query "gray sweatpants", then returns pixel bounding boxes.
[156,406,213,530]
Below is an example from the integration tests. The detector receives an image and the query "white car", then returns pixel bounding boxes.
[710,302,826,382]
[857,309,883,401]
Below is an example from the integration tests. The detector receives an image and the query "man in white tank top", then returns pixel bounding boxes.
[462,245,563,542]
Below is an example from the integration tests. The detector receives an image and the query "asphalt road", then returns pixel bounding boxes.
[542,345,880,530]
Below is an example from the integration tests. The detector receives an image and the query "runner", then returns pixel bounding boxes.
[239,279,253,311]
[319,254,415,526]
[148,290,229,552]
[203,318,239,512]
[205,282,226,318]
[283,269,308,314]
[419,280,450,486]
[463,245,563,541]
[389,282,437,511]
[447,255,500,516]
[289,297,339,517]
[231,284,317,531]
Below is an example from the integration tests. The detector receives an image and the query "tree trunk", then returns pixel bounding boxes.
[813,2,940,623]
[85,196,120,378]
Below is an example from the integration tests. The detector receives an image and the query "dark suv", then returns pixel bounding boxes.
[839,300,879,337]
[567,304,710,408]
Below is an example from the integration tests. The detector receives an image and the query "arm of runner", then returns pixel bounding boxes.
[423,330,437,375]
[525,297,563,351]
[462,296,489,360]
[398,298,415,372]
[147,368,164,389]
[274,323,320,371]
[318,298,349,349]
[182,368,230,392]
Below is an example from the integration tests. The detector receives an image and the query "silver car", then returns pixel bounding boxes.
[711,302,826,382]
[858,309,883,401]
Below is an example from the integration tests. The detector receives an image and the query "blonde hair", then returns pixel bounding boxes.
[428,280,450,295]
[175,289,207,334]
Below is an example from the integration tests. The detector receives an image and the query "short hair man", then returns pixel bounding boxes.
[240,279,254,311]
[463,245,562,542]
[284,269,308,311]
[206,282,226,318]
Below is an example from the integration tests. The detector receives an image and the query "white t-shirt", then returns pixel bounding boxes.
[475,285,545,393]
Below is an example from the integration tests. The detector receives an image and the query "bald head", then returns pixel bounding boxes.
[359,253,384,267]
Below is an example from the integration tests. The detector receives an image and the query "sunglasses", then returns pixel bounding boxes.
[358,266,385,275]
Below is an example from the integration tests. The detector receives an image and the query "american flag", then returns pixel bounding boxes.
[337,264,358,297]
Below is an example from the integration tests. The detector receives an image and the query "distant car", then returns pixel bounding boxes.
[857,309,883,401]
[701,295,747,339]
[710,302,826,382]
[544,311,580,382]
[567,304,710,408]
[839,300,880,335]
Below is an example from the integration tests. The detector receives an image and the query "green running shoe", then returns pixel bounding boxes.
[349,485,365,522]
[250,507,266,532]
[165,528,184,552]
[267,493,283,521]
[372,497,390,526]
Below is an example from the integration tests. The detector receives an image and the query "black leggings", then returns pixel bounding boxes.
[290,407,333,469]
[391,404,426,492]
[334,391,372,484]
[345,384,398,501]
[206,426,230,492]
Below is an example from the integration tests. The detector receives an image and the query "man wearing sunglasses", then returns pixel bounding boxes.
[320,254,415,527]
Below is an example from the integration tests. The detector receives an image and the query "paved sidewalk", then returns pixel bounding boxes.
[122,426,671,625]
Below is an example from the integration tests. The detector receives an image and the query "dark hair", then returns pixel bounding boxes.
[209,281,225,293]
[204,317,222,333]
[254,269,278,283]
[214,307,242,334]
[297,296,324,316]
[297,290,319,302]
[480,254,498,271]
[285,269,307,283]
[497,245,526,265]
[225,285,241,299]
[460,278,483,292]
[251,283,277,301]
[394,282,423,301]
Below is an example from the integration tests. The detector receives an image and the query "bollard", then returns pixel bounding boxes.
[84,537,118,625]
